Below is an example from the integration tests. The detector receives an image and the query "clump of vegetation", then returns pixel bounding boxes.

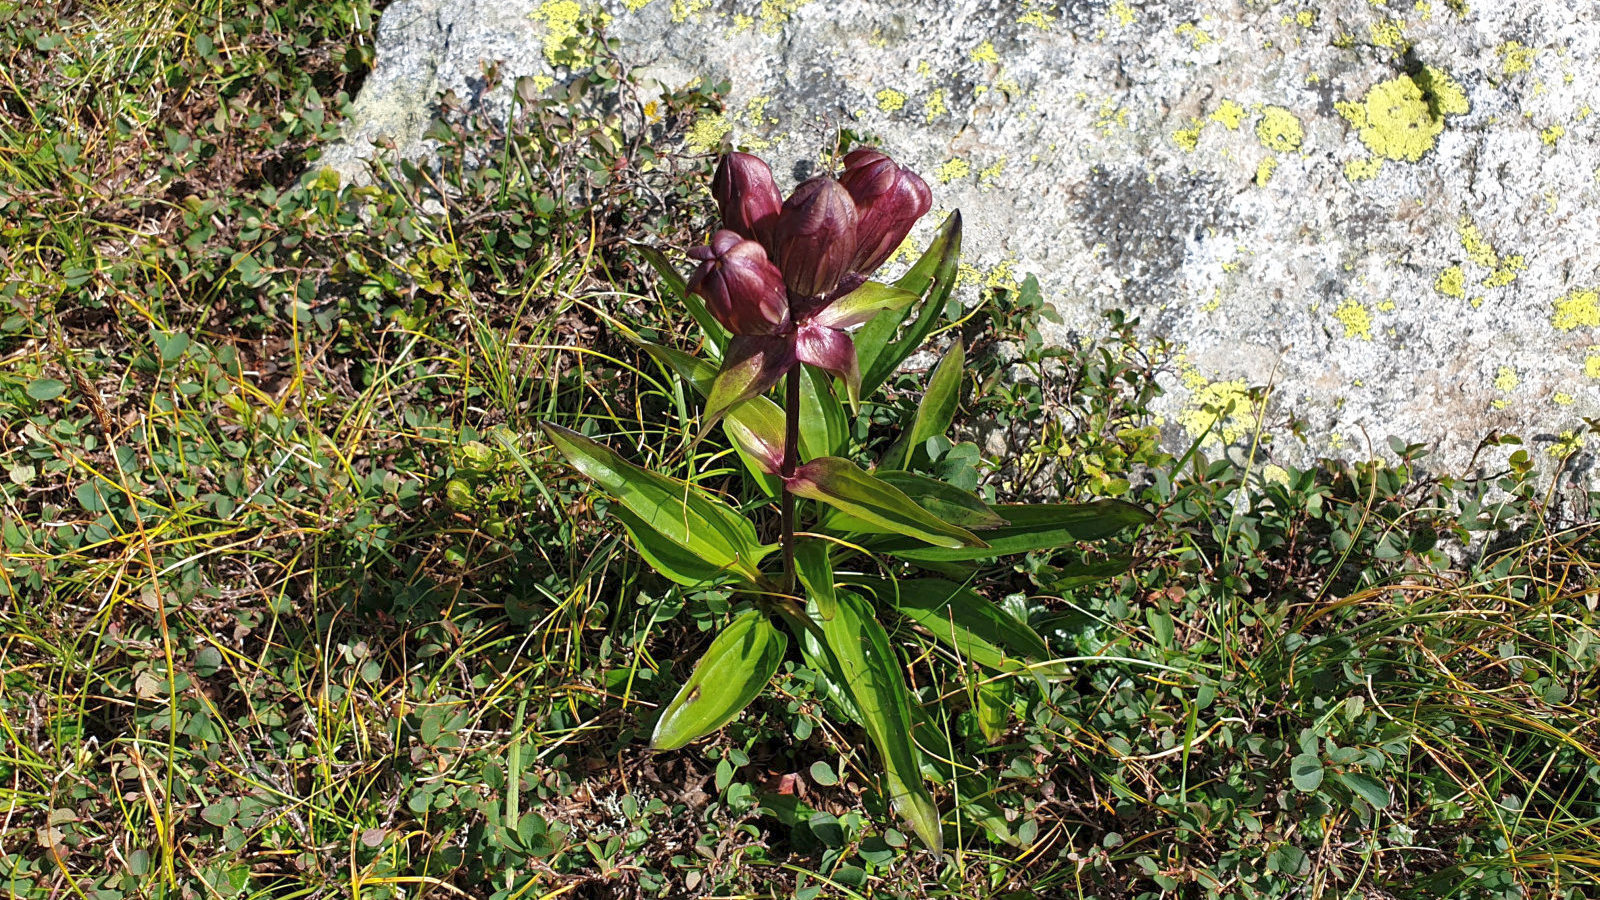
[1,4,1596,899]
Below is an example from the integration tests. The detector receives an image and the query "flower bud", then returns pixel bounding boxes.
[713,153,783,250]
[772,176,858,299]
[688,230,790,335]
[838,149,932,275]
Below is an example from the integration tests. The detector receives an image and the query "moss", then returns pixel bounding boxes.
[876,89,906,112]
[1552,288,1600,331]
[1211,100,1245,130]
[1338,67,1468,162]
[1255,106,1304,152]
[1334,298,1372,340]
[1434,266,1466,298]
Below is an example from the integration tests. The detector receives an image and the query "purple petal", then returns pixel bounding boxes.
[793,323,860,405]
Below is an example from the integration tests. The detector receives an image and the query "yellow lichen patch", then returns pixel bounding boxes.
[1256,155,1279,184]
[1094,98,1128,135]
[955,262,983,287]
[979,157,1006,183]
[668,0,711,24]
[1211,100,1245,130]
[1255,106,1304,152]
[1337,67,1469,162]
[1587,350,1600,378]
[1018,4,1054,29]
[985,257,1019,291]
[916,60,933,78]
[876,89,906,112]
[532,74,555,91]
[758,0,810,34]
[970,40,1000,64]
[1548,429,1586,458]
[1296,9,1316,26]
[1542,124,1566,145]
[532,0,584,65]
[1457,215,1499,268]
[923,89,947,122]
[1334,298,1372,340]
[1435,266,1466,298]
[1378,298,1397,312]
[1345,157,1383,181]
[1554,392,1575,406]
[1498,41,1536,76]
[1553,288,1600,331]
[936,158,971,183]
[1368,18,1407,50]
[1262,464,1290,486]
[1176,22,1214,48]
[1483,256,1525,288]
[729,13,754,31]
[685,113,730,153]
[623,0,651,10]
[1172,119,1204,152]
[1414,0,1432,19]
[1494,365,1519,392]
[1109,0,1136,26]
[1201,289,1222,312]
[1179,379,1258,446]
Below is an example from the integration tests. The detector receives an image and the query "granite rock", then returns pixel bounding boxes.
[328,0,1600,476]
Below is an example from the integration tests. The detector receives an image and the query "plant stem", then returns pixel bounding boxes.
[781,366,801,593]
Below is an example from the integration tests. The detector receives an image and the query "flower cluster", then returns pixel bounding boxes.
[688,149,932,412]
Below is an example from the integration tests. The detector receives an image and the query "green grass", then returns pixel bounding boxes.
[2,2,1598,898]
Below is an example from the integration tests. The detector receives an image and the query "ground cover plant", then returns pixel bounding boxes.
[1,3,1598,898]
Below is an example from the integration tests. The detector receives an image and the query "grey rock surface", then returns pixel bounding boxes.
[329,0,1600,476]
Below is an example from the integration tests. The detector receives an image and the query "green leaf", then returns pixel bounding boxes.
[634,338,788,489]
[798,364,847,460]
[822,470,1005,535]
[794,539,837,620]
[1037,556,1137,591]
[788,458,987,550]
[638,340,716,395]
[856,211,962,399]
[822,591,942,851]
[651,610,787,750]
[975,681,1011,744]
[634,242,728,352]
[1290,753,1324,792]
[887,337,964,469]
[609,506,732,587]
[26,378,66,401]
[541,423,773,582]
[722,395,786,479]
[810,280,919,329]
[1335,771,1391,809]
[871,500,1152,562]
[858,578,1062,677]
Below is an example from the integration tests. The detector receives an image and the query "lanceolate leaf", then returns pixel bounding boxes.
[887,337,964,470]
[798,365,848,461]
[722,397,786,476]
[651,610,787,750]
[541,423,773,582]
[610,506,732,587]
[856,578,1063,678]
[707,335,794,421]
[822,591,943,851]
[872,499,1152,563]
[856,211,963,399]
[810,281,919,329]
[787,457,988,550]
[634,243,729,353]
[794,539,838,620]
[821,470,1005,536]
